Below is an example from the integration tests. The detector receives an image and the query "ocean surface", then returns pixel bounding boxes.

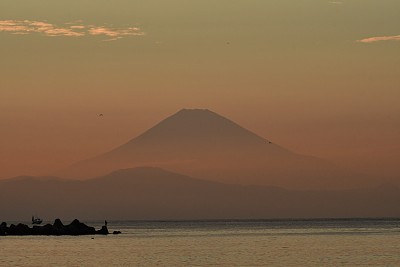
[1,219,400,266]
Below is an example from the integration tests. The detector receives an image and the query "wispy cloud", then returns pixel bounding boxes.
[358,35,400,43]
[88,26,144,41]
[328,1,343,4]
[0,20,144,40]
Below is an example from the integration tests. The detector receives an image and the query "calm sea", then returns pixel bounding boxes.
[1,219,400,266]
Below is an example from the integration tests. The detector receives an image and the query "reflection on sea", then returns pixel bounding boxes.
[1,219,400,266]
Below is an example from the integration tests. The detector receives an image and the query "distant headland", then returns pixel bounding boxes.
[0,219,121,236]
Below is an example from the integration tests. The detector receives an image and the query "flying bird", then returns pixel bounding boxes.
[98,114,104,117]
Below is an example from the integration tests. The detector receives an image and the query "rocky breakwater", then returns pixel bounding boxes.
[0,219,117,236]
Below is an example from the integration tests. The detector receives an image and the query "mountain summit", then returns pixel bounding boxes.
[107,108,284,157]
[60,109,360,189]
[130,108,267,146]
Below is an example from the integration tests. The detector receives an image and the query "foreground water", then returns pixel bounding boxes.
[1,219,400,266]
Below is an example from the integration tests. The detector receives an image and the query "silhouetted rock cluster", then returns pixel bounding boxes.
[0,219,114,236]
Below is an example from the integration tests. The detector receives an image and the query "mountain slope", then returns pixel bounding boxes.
[1,167,399,221]
[60,109,364,189]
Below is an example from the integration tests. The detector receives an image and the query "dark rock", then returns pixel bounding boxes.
[29,224,50,235]
[113,231,121,235]
[0,222,7,236]
[96,226,109,235]
[7,224,17,235]
[53,218,64,228]
[7,223,32,235]
[53,218,66,235]
[0,219,116,236]
[66,219,96,235]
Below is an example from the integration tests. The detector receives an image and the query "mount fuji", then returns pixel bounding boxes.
[60,109,362,189]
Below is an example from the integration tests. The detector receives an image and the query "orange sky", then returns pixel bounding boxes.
[1,0,399,182]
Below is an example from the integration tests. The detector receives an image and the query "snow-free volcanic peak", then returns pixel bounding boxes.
[60,108,360,190]
[123,108,269,148]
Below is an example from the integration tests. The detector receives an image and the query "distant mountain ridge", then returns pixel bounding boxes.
[2,167,399,220]
[59,109,366,189]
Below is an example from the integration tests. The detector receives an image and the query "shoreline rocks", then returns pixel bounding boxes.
[0,219,117,236]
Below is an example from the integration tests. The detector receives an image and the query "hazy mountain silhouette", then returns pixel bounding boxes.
[60,109,364,189]
[2,167,399,221]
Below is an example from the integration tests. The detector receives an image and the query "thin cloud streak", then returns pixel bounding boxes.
[358,35,400,43]
[88,26,143,37]
[0,20,144,40]
[328,1,343,4]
